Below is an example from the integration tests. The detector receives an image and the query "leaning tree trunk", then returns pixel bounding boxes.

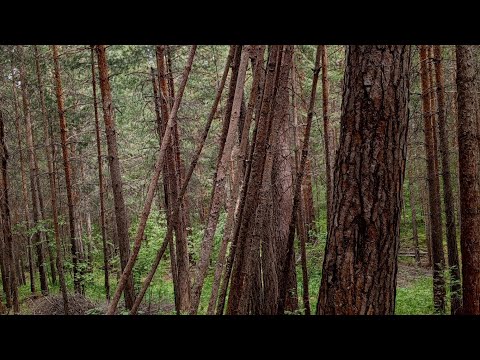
[317,45,411,315]
[95,45,135,309]
[456,45,480,315]
[419,45,446,313]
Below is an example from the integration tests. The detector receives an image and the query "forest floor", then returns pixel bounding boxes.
[10,257,433,315]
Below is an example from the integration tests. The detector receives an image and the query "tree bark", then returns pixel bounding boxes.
[420,45,447,313]
[107,46,197,315]
[317,45,411,315]
[19,45,49,295]
[95,45,135,309]
[190,45,250,313]
[433,45,462,314]
[0,110,19,313]
[90,45,110,301]
[52,45,81,294]
[456,45,480,315]
[321,45,333,234]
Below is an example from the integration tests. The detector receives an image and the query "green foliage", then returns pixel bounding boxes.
[395,277,434,315]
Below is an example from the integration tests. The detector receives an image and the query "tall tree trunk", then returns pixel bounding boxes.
[34,45,59,286]
[433,45,462,314]
[419,45,446,313]
[90,45,110,301]
[95,45,135,309]
[0,111,19,313]
[321,45,333,234]
[456,45,480,315]
[317,45,411,315]
[11,59,35,294]
[34,45,69,311]
[18,45,49,295]
[52,45,81,294]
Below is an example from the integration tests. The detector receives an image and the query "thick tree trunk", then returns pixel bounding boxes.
[317,45,411,315]
[277,46,320,315]
[433,45,462,314]
[19,45,49,295]
[420,45,447,313]
[456,45,480,315]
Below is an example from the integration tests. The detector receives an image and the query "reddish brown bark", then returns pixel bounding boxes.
[95,45,135,309]
[19,45,49,295]
[456,45,480,315]
[317,45,411,315]
[34,45,69,311]
[433,45,462,314]
[420,45,446,313]
[11,60,35,294]
[52,45,81,294]
[321,45,333,233]
[207,46,265,314]
[190,45,250,313]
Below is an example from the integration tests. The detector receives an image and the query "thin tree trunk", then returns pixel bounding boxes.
[408,163,421,266]
[0,111,19,313]
[19,45,49,295]
[34,45,59,286]
[11,60,35,294]
[456,45,480,315]
[433,45,462,314]
[95,45,135,309]
[52,45,81,294]
[156,45,190,312]
[90,45,110,301]
[321,45,333,233]
[419,45,446,313]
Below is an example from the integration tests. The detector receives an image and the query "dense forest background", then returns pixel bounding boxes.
[0,45,477,315]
